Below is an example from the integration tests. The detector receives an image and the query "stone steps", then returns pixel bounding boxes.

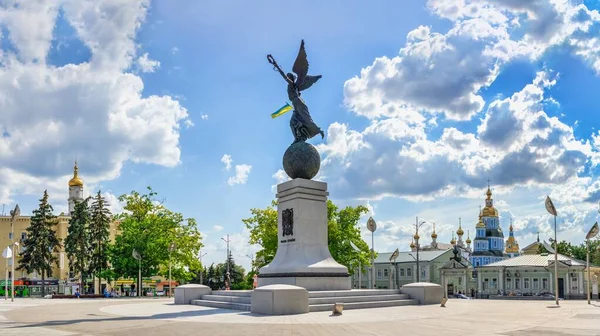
[211,290,252,297]
[202,294,251,304]
[191,289,420,313]
[191,299,251,311]
[308,294,409,305]
[309,298,419,312]
[308,289,400,298]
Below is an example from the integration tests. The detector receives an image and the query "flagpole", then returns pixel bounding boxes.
[553,214,559,307]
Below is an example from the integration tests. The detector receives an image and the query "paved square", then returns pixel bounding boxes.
[1,298,599,335]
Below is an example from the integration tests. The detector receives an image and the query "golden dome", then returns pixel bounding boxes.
[431,231,437,239]
[457,220,464,236]
[410,240,416,249]
[450,237,456,245]
[466,230,472,244]
[68,161,84,187]
[413,233,420,240]
[481,206,499,217]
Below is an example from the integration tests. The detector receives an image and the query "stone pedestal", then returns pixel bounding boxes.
[251,284,309,315]
[174,284,211,305]
[258,179,351,291]
[401,282,443,305]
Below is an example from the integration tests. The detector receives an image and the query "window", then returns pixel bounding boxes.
[400,269,405,277]
[20,232,27,241]
[524,278,530,290]
[377,269,382,279]
[407,268,412,277]
[8,232,12,240]
[491,278,497,289]
[542,278,548,290]
[421,268,426,279]
[571,277,578,291]
[533,278,539,290]
[384,269,388,278]
[506,278,512,289]
[483,278,489,290]
[515,278,521,289]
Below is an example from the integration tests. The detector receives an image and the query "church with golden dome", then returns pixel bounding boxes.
[469,183,508,267]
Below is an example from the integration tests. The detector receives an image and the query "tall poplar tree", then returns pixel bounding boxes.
[88,191,112,294]
[17,190,61,296]
[65,198,91,294]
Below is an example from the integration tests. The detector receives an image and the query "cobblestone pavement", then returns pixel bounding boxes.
[2,298,600,335]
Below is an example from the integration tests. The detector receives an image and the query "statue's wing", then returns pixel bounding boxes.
[292,39,309,87]
[298,75,321,91]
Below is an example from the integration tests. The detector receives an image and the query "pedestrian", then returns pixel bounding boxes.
[75,288,80,299]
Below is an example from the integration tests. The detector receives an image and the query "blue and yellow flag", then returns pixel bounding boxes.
[271,103,293,119]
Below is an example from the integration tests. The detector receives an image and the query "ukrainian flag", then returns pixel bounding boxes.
[271,103,293,119]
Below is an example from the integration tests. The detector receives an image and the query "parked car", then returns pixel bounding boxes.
[155,291,165,296]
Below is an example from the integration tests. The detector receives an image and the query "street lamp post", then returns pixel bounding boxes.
[245,254,254,273]
[221,235,231,275]
[199,251,207,285]
[9,204,19,302]
[132,249,142,297]
[367,217,377,289]
[168,242,176,298]
[414,217,426,283]
[545,196,559,307]
[350,241,362,289]
[585,215,599,304]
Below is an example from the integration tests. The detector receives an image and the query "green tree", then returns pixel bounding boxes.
[110,187,203,284]
[242,201,278,267]
[243,200,371,273]
[17,190,62,297]
[64,197,91,293]
[88,191,112,293]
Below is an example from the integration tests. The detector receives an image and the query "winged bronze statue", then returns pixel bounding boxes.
[267,40,325,143]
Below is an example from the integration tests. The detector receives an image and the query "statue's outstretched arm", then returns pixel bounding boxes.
[268,54,294,87]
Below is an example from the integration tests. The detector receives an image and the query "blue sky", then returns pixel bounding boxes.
[2,0,600,271]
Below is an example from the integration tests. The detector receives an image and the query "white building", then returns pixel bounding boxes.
[477,253,586,299]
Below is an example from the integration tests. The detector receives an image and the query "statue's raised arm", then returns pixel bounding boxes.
[267,40,324,144]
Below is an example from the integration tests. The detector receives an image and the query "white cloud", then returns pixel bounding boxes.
[137,52,160,73]
[0,0,190,204]
[213,225,224,232]
[227,164,252,186]
[200,114,208,120]
[221,154,232,170]
[325,71,600,204]
[171,46,179,55]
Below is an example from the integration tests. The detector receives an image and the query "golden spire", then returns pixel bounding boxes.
[509,218,514,232]
[456,217,464,236]
[486,178,492,199]
[450,232,456,245]
[410,238,416,249]
[466,230,472,244]
[68,161,84,187]
[431,222,437,239]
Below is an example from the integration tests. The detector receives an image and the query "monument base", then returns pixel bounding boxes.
[258,178,350,291]
[258,275,351,291]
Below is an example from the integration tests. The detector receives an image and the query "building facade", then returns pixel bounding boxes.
[352,249,455,289]
[477,253,587,299]
[470,184,507,267]
[0,163,118,289]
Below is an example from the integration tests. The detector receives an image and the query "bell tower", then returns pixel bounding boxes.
[68,161,84,215]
